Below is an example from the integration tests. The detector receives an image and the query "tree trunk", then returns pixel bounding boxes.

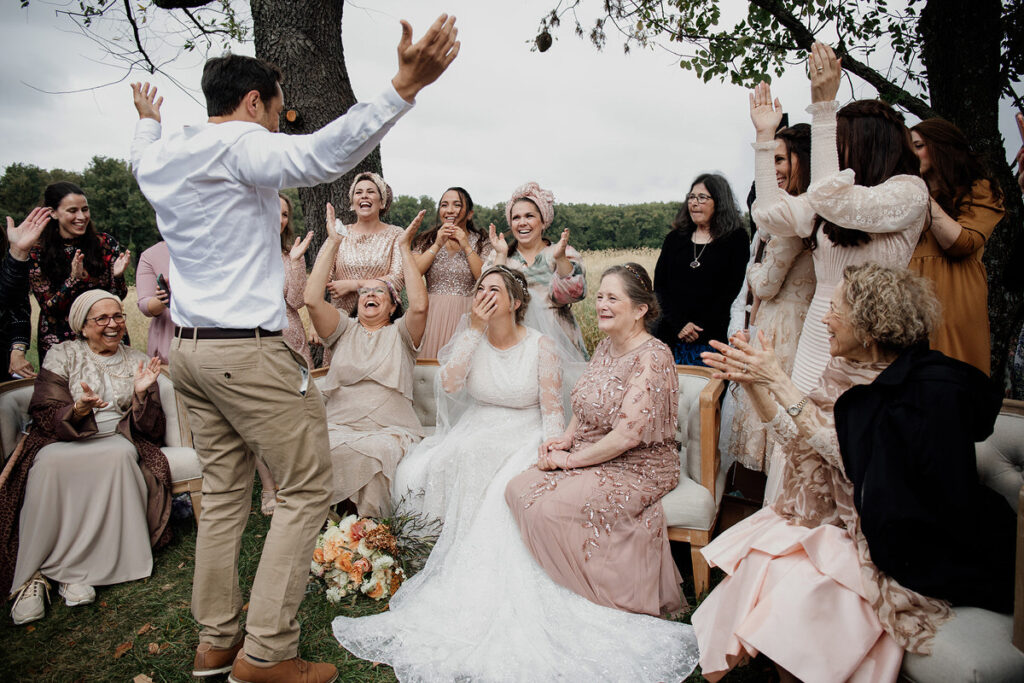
[919,0,1023,392]
[250,0,383,260]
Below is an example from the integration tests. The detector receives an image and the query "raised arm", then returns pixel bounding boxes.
[927,182,1004,255]
[130,82,163,176]
[398,211,428,346]
[748,235,807,302]
[303,203,344,339]
[548,234,586,305]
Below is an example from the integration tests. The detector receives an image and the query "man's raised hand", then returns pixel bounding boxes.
[391,15,460,102]
[131,82,163,122]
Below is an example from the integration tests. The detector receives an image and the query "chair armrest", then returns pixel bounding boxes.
[699,375,725,496]
[1014,484,1023,652]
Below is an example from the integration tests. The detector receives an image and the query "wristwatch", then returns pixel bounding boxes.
[786,396,808,417]
[10,343,28,353]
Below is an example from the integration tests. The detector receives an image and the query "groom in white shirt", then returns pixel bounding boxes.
[129,15,459,683]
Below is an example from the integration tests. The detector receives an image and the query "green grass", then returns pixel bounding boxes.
[0,482,773,681]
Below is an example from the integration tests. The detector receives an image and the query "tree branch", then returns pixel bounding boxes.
[123,0,157,74]
[749,0,939,118]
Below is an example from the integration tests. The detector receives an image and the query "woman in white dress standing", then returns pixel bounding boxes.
[334,265,698,682]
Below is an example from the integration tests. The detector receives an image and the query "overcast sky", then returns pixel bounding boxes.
[2,1,1021,210]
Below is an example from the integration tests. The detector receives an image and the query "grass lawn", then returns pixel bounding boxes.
[5,249,776,681]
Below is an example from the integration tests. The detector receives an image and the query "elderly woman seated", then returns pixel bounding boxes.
[304,205,427,517]
[2,289,171,625]
[691,263,1015,683]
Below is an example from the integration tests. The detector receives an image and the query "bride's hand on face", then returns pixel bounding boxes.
[469,288,498,332]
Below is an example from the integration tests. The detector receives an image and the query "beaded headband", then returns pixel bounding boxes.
[621,264,650,292]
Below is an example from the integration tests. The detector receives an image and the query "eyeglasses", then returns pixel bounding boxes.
[686,193,713,205]
[86,313,125,326]
[357,287,388,297]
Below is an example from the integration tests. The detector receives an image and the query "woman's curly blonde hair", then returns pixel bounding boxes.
[841,263,940,351]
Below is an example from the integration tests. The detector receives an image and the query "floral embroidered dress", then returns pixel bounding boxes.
[281,251,311,367]
[413,232,491,359]
[692,359,952,683]
[335,327,699,682]
[29,233,127,362]
[505,336,683,617]
[486,244,588,362]
[722,233,814,475]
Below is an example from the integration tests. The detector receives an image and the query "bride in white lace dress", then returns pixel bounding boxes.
[332,266,698,682]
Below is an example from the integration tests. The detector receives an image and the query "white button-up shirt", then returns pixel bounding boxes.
[131,85,412,330]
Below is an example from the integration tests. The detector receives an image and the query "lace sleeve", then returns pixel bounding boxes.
[611,344,679,445]
[750,140,817,238]
[748,236,806,301]
[764,401,844,470]
[804,102,928,234]
[439,327,484,394]
[537,335,565,440]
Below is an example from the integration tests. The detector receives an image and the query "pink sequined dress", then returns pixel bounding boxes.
[281,252,311,367]
[318,223,405,315]
[505,336,684,617]
[414,233,491,359]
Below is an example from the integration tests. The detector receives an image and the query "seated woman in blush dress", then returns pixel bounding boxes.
[692,262,1014,683]
[333,265,699,682]
[505,263,684,617]
[303,205,427,518]
[2,289,170,625]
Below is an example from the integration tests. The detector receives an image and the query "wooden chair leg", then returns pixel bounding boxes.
[691,543,710,598]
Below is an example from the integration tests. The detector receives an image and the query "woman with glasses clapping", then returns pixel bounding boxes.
[653,173,749,365]
[303,205,428,518]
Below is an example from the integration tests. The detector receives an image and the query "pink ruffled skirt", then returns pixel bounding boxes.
[692,507,903,683]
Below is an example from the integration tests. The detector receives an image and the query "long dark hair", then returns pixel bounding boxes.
[808,100,920,249]
[413,187,486,253]
[39,182,105,288]
[279,193,294,252]
[671,173,743,240]
[911,118,1003,217]
[776,123,811,196]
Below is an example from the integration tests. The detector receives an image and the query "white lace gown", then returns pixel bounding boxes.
[333,326,699,682]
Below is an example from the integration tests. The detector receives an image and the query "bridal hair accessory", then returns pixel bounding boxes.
[505,182,555,228]
[622,264,650,291]
[348,171,394,214]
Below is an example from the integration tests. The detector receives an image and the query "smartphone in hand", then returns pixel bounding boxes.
[157,273,170,293]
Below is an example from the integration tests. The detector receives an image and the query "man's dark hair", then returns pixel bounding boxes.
[201,54,283,117]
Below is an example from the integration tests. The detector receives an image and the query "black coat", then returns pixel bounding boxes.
[0,253,32,382]
[834,344,1015,612]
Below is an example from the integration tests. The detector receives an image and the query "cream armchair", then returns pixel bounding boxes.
[899,399,1024,682]
[0,372,204,520]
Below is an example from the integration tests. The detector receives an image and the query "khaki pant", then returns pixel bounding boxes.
[170,333,330,661]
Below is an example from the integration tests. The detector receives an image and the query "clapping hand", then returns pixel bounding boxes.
[6,207,50,261]
[487,223,509,261]
[809,42,841,104]
[133,357,163,398]
[325,202,342,242]
[391,15,460,102]
[400,210,427,252]
[69,250,86,281]
[131,82,163,122]
[551,228,570,261]
[750,81,783,141]
[701,330,784,385]
[113,250,132,278]
[289,231,314,261]
[74,381,109,417]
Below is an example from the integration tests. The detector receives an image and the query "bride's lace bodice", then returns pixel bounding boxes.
[440,326,563,439]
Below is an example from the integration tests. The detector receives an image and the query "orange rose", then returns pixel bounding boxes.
[348,569,364,586]
[312,548,325,564]
[366,582,385,599]
[333,549,354,572]
[353,558,372,574]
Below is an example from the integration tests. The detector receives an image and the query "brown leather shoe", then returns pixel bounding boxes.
[192,640,244,677]
[228,655,338,683]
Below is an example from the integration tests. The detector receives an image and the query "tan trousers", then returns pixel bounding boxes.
[170,333,331,661]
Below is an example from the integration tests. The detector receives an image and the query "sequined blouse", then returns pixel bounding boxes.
[323,223,405,314]
[414,233,492,297]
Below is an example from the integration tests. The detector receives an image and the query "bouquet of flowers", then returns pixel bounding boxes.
[310,515,405,603]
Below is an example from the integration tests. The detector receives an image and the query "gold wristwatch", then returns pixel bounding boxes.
[786,396,808,417]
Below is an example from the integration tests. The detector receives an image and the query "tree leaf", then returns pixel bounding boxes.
[114,641,133,659]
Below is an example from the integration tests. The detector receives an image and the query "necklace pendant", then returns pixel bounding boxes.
[689,259,701,268]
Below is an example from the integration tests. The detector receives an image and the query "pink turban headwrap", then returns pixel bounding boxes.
[505,182,555,229]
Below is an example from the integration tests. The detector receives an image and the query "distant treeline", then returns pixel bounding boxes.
[1,159,738,263]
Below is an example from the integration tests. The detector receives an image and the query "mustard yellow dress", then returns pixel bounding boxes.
[909,180,1004,375]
